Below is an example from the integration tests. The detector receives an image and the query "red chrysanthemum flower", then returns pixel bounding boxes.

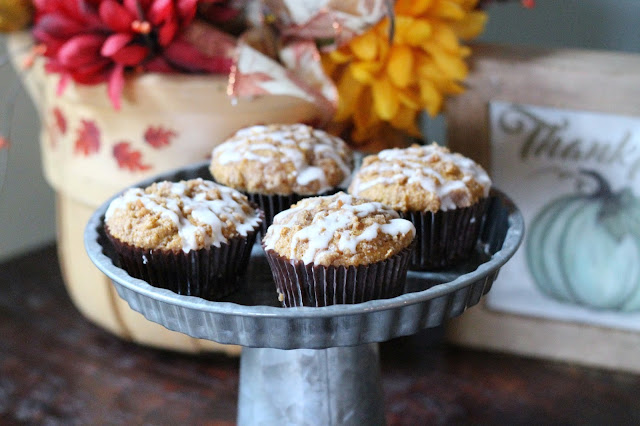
[32,0,234,109]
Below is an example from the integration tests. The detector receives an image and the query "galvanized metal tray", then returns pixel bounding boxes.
[84,162,524,350]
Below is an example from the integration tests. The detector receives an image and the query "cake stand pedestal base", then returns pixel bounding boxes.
[85,164,524,426]
[238,344,384,426]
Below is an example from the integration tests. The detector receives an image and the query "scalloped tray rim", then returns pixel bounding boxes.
[84,161,525,321]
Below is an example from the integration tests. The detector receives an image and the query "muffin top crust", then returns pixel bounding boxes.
[105,178,262,252]
[210,124,353,195]
[263,192,415,267]
[348,143,491,213]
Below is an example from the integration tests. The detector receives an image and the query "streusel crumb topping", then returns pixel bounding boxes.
[106,178,262,252]
[210,124,353,195]
[263,192,415,266]
[349,143,491,212]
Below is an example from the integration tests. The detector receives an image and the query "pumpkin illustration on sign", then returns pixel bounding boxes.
[526,170,640,311]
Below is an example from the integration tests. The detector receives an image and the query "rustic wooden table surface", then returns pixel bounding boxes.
[2,245,639,425]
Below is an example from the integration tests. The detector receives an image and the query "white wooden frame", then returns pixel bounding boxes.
[445,43,640,373]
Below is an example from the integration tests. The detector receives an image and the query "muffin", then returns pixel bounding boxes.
[210,124,354,234]
[104,178,263,300]
[348,143,492,270]
[262,192,416,307]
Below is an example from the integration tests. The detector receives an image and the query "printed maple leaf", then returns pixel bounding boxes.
[53,107,67,134]
[113,142,151,172]
[144,126,177,148]
[74,119,100,156]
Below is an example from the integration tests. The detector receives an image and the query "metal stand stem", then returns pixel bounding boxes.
[238,343,385,426]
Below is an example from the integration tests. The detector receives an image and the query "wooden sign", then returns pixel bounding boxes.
[445,43,640,373]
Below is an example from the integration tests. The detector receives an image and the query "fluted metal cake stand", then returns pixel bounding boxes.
[84,162,524,426]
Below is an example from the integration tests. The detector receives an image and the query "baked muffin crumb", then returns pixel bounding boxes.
[349,143,491,212]
[210,124,353,195]
[105,178,262,252]
[263,192,415,267]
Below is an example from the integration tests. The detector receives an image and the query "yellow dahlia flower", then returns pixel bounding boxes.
[323,0,487,150]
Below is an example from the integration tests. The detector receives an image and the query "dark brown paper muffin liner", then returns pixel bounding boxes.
[401,198,489,270]
[246,189,339,235]
[262,244,414,307]
[105,224,260,301]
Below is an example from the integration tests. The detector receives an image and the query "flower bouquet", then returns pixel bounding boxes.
[0,0,530,352]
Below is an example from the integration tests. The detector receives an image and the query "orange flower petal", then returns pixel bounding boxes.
[431,23,461,53]
[396,0,434,16]
[376,28,391,59]
[374,18,390,38]
[430,1,466,21]
[328,49,353,64]
[325,0,482,149]
[386,45,414,88]
[446,81,467,95]
[405,19,432,46]
[424,44,468,80]
[419,80,443,116]
[334,68,366,122]
[390,105,421,136]
[321,55,339,76]
[416,55,441,79]
[397,89,422,109]
[415,54,452,92]
[350,31,378,61]
[372,77,400,120]
[349,61,382,84]
[353,90,381,137]
[451,10,488,40]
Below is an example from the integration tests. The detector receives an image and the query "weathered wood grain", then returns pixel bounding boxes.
[1,245,639,425]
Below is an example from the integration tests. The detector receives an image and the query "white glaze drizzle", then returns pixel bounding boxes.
[263,192,415,265]
[350,144,491,211]
[212,124,353,192]
[106,178,261,252]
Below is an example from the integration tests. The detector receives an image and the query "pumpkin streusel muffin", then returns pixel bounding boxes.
[348,143,492,270]
[262,192,415,307]
[210,124,353,234]
[105,178,263,300]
